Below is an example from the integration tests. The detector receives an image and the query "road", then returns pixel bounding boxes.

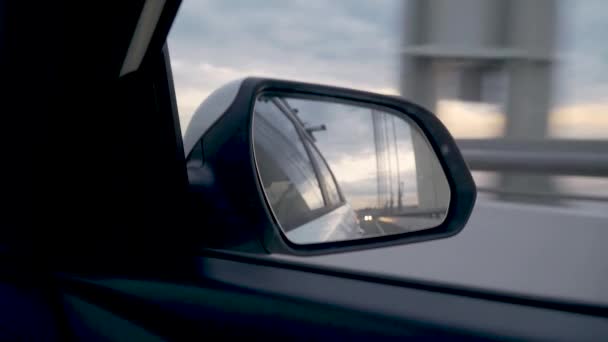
[359,215,444,236]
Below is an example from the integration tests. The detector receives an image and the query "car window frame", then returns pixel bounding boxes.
[252,104,326,212]
[261,97,347,229]
[301,132,344,207]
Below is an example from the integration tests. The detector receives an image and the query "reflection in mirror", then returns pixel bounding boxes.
[253,94,450,245]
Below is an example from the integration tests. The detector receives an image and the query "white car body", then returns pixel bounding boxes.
[184,79,363,244]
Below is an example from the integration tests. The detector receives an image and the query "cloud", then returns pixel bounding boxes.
[550,102,608,139]
[168,0,401,130]
[436,100,506,139]
[168,0,608,140]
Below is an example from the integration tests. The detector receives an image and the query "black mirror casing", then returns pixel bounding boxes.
[185,77,476,255]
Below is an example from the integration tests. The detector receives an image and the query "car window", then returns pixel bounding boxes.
[253,99,325,231]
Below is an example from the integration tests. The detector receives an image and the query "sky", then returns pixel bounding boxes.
[168,0,608,140]
[168,0,400,129]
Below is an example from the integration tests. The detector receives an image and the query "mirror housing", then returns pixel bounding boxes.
[184,77,476,255]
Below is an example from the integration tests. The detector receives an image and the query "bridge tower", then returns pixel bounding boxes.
[400,0,557,200]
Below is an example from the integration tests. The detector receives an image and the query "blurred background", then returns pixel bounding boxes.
[169,0,608,214]
[169,0,608,304]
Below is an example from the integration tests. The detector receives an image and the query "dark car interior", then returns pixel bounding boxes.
[1,1,607,340]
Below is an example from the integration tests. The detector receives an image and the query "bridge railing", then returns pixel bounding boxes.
[456,139,608,202]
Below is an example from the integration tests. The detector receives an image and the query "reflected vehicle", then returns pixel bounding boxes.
[253,97,364,244]
[252,94,451,245]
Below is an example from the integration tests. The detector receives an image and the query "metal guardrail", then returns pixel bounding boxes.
[457,139,608,177]
[476,186,608,203]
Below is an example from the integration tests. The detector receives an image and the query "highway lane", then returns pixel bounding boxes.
[359,220,385,236]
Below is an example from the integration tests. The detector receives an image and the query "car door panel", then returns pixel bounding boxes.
[55,253,608,341]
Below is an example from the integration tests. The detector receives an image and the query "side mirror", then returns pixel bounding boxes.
[184,77,476,255]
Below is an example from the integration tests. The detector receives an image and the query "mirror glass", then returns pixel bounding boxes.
[252,94,450,245]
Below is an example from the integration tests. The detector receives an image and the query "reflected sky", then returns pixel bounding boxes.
[285,97,419,210]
